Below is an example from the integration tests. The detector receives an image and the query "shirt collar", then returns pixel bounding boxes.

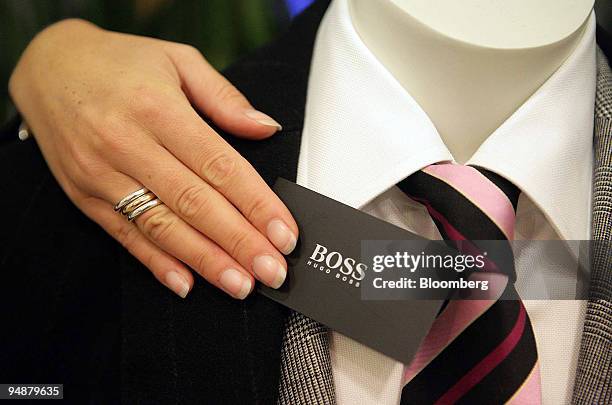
[297,0,596,241]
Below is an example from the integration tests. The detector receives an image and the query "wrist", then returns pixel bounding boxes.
[26,18,103,62]
[8,18,103,111]
[39,18,102,40]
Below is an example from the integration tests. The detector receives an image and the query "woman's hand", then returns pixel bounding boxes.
[9,19,298,299]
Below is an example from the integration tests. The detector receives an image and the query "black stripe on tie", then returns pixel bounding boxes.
[399,171,518,281]
[473,167,521,211]
[398,172,508,241]
[457,308,538,404]
[400,300,522,405]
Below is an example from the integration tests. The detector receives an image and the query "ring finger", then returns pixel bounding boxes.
[108,137,288,290]
[94,171,255,299]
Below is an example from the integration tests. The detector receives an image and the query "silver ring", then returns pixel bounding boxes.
[127,198,163,222]
[121,192,156,215]
[114,188,149,212]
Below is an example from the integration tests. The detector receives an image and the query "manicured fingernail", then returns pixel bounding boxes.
[219,268,252,299]
[165,271,190,298]
[244,109,282,131]
[253,255,286,289]
[267,219,297,255]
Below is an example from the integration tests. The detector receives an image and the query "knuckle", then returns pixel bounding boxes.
[192,246,224,278]
[201,151,236,187]
[226,229,251,259]
[174,184,209,220]
[212,82,243,108]
[143,251,158,272]
[177,43,200,58]
[214,82,235,100]
[244,196,268,223]
[61,178,83,203]
[66,147,104,181]
[66,142,89,172]
[193,249,210,275]
[140,208,175,244]
[129,85,165,119]
[91,115,133,156]
[114,223,139,250]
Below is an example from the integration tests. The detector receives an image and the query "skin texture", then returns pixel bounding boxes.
[9,19,298,299]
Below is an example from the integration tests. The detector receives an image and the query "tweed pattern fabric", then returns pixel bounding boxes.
[277,312,335,405]
[572,48,612,405]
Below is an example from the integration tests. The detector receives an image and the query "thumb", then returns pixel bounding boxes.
[164,43,282,140]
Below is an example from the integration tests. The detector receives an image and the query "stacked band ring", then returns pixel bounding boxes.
[114,187,163,221]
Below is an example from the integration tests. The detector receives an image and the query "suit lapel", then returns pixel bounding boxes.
[217,2,334,403]
[572,48,612,404]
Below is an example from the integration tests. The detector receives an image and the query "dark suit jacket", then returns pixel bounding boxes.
[1,1,611,404]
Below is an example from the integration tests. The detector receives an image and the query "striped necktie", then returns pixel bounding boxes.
[397,163,541,404]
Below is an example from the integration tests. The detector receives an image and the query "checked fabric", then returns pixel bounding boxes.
[397,163,541,404]
[278,312,335,404]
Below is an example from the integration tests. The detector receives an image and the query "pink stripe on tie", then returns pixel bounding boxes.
[403,299,496,384]
[434,303,527,405]
[409,197,500,273]
[423,164,516,240]
[402,273,508,384]
[506,363,542,405]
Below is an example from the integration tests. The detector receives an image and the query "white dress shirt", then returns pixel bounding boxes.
[296,1,597,404]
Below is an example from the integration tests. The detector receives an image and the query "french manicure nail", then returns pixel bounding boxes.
[253,255,287,289]
[267,219,297,255]
[165,271,190,298]
[219,268,252,299]
[244,109,283,131]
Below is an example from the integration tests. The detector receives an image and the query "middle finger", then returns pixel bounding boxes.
[110,137,288,289]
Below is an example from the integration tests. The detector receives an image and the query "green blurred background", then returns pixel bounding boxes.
[1,0,611,127]
[0,0,298,125]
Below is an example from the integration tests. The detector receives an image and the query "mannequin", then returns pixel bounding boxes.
[349,0,595,163]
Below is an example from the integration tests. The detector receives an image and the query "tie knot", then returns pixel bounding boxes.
[398,163,520,241]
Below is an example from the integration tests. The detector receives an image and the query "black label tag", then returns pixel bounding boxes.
[257,178,444,364]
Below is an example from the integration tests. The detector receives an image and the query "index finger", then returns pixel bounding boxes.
[146,100,298,255]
